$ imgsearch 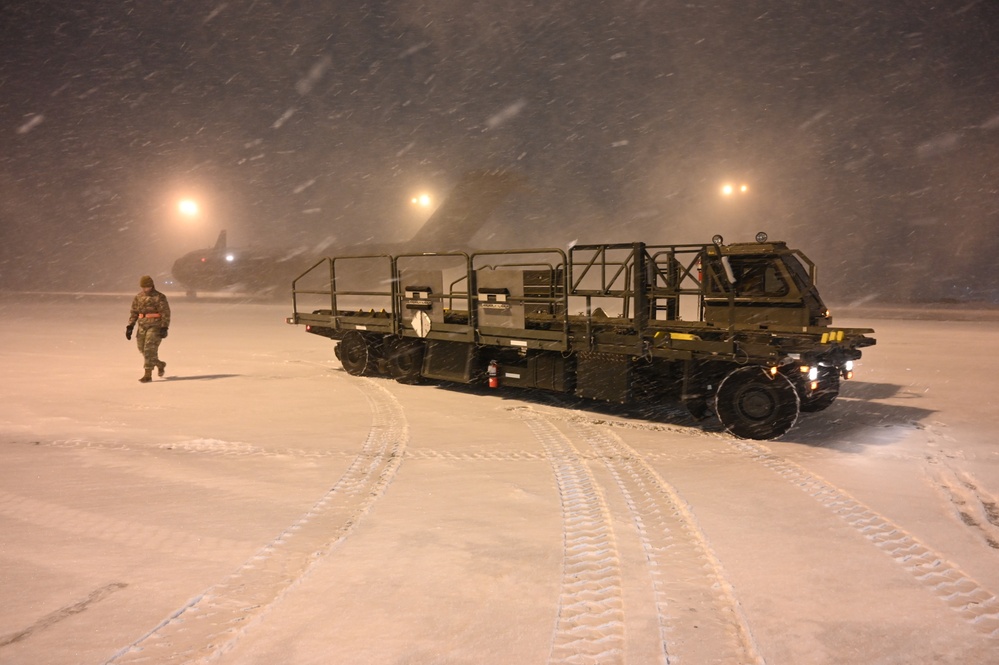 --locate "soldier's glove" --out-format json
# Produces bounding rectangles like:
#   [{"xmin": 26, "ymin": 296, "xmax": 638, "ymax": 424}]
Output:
[
  {"xmin": 125, "ymin": 324, "xmax": 134, "ymax": 340},
  {"xmin": 160, "ymin": 328, "xmax": 168, "ymax": 339}
]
